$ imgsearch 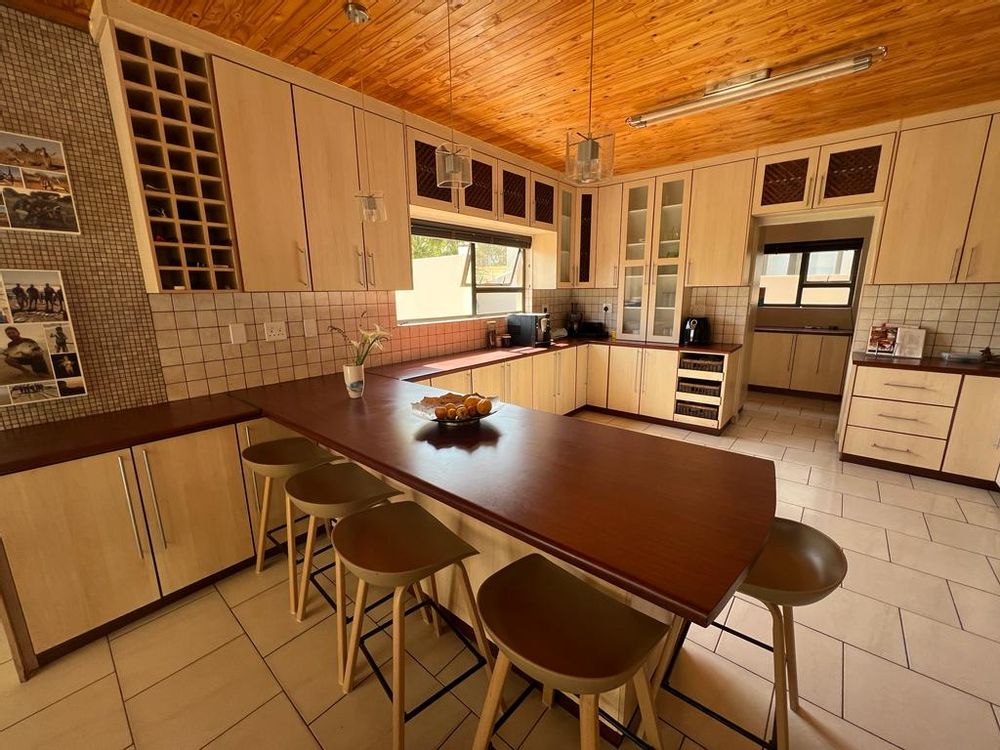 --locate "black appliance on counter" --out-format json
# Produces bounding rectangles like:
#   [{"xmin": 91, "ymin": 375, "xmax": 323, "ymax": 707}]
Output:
[
  {"xmin": 680, "ymin": 316, "xmax": 711, "ymax": 345},
  {"xmin": 575, "ymin": 320, "xmax": 609, "ymax": 339},
  {"xmin": 507, "ymin": 312, "xmax": 551, "ymax": 347}
]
